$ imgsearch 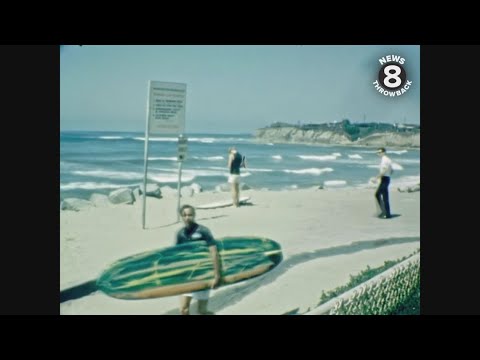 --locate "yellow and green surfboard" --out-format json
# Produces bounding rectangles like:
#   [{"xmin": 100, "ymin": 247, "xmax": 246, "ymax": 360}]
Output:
[{"xmin": 97, "ymin": 236, "xmax": 283, "ymax": 300}]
